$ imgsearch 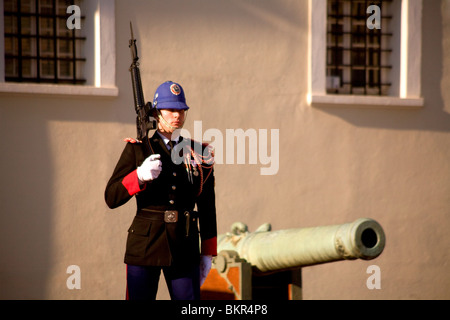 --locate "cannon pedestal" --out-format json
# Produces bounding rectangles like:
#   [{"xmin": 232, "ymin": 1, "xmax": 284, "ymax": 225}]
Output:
[{"xmin": 200, "ymin": 250, "xmax": 302, "ymax": 300}]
